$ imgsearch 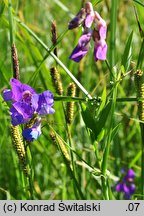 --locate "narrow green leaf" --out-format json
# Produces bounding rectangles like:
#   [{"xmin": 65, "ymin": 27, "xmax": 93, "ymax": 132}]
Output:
[
  {"xmin": 109, "ymin": 0, "xmax": 118, "ymax": 68},
  {"xmin": 111, "ymin": 123, "xmax": 121, "ymax": 140},
  {"xmin": 137, "ymin": 38, "xmax": 144, "ymax": 69},
  {"xmin": 97, "ymin": 101, "xmax": 112, "ymax": 132},
  {"xmin": 92, "ymin": 0, "xmax": 103, "ymax": 6},
  {"xmin": 0, "ymin": 0, "xmax": 5, "ymax": 16},
  {"xmin": 121, "ymin": 31, "xmax": 133, "ymax": 71},
  {"xmin": 97, "ymin": 86, "xmax": 107, "ymax": 116},
  {"xmin": 133, "ymin": 0, "xmax": 144, "ymax": 7},
  {"xmin": 81, "ymin": 102, "xmax": 98, "ymax": 136}
]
